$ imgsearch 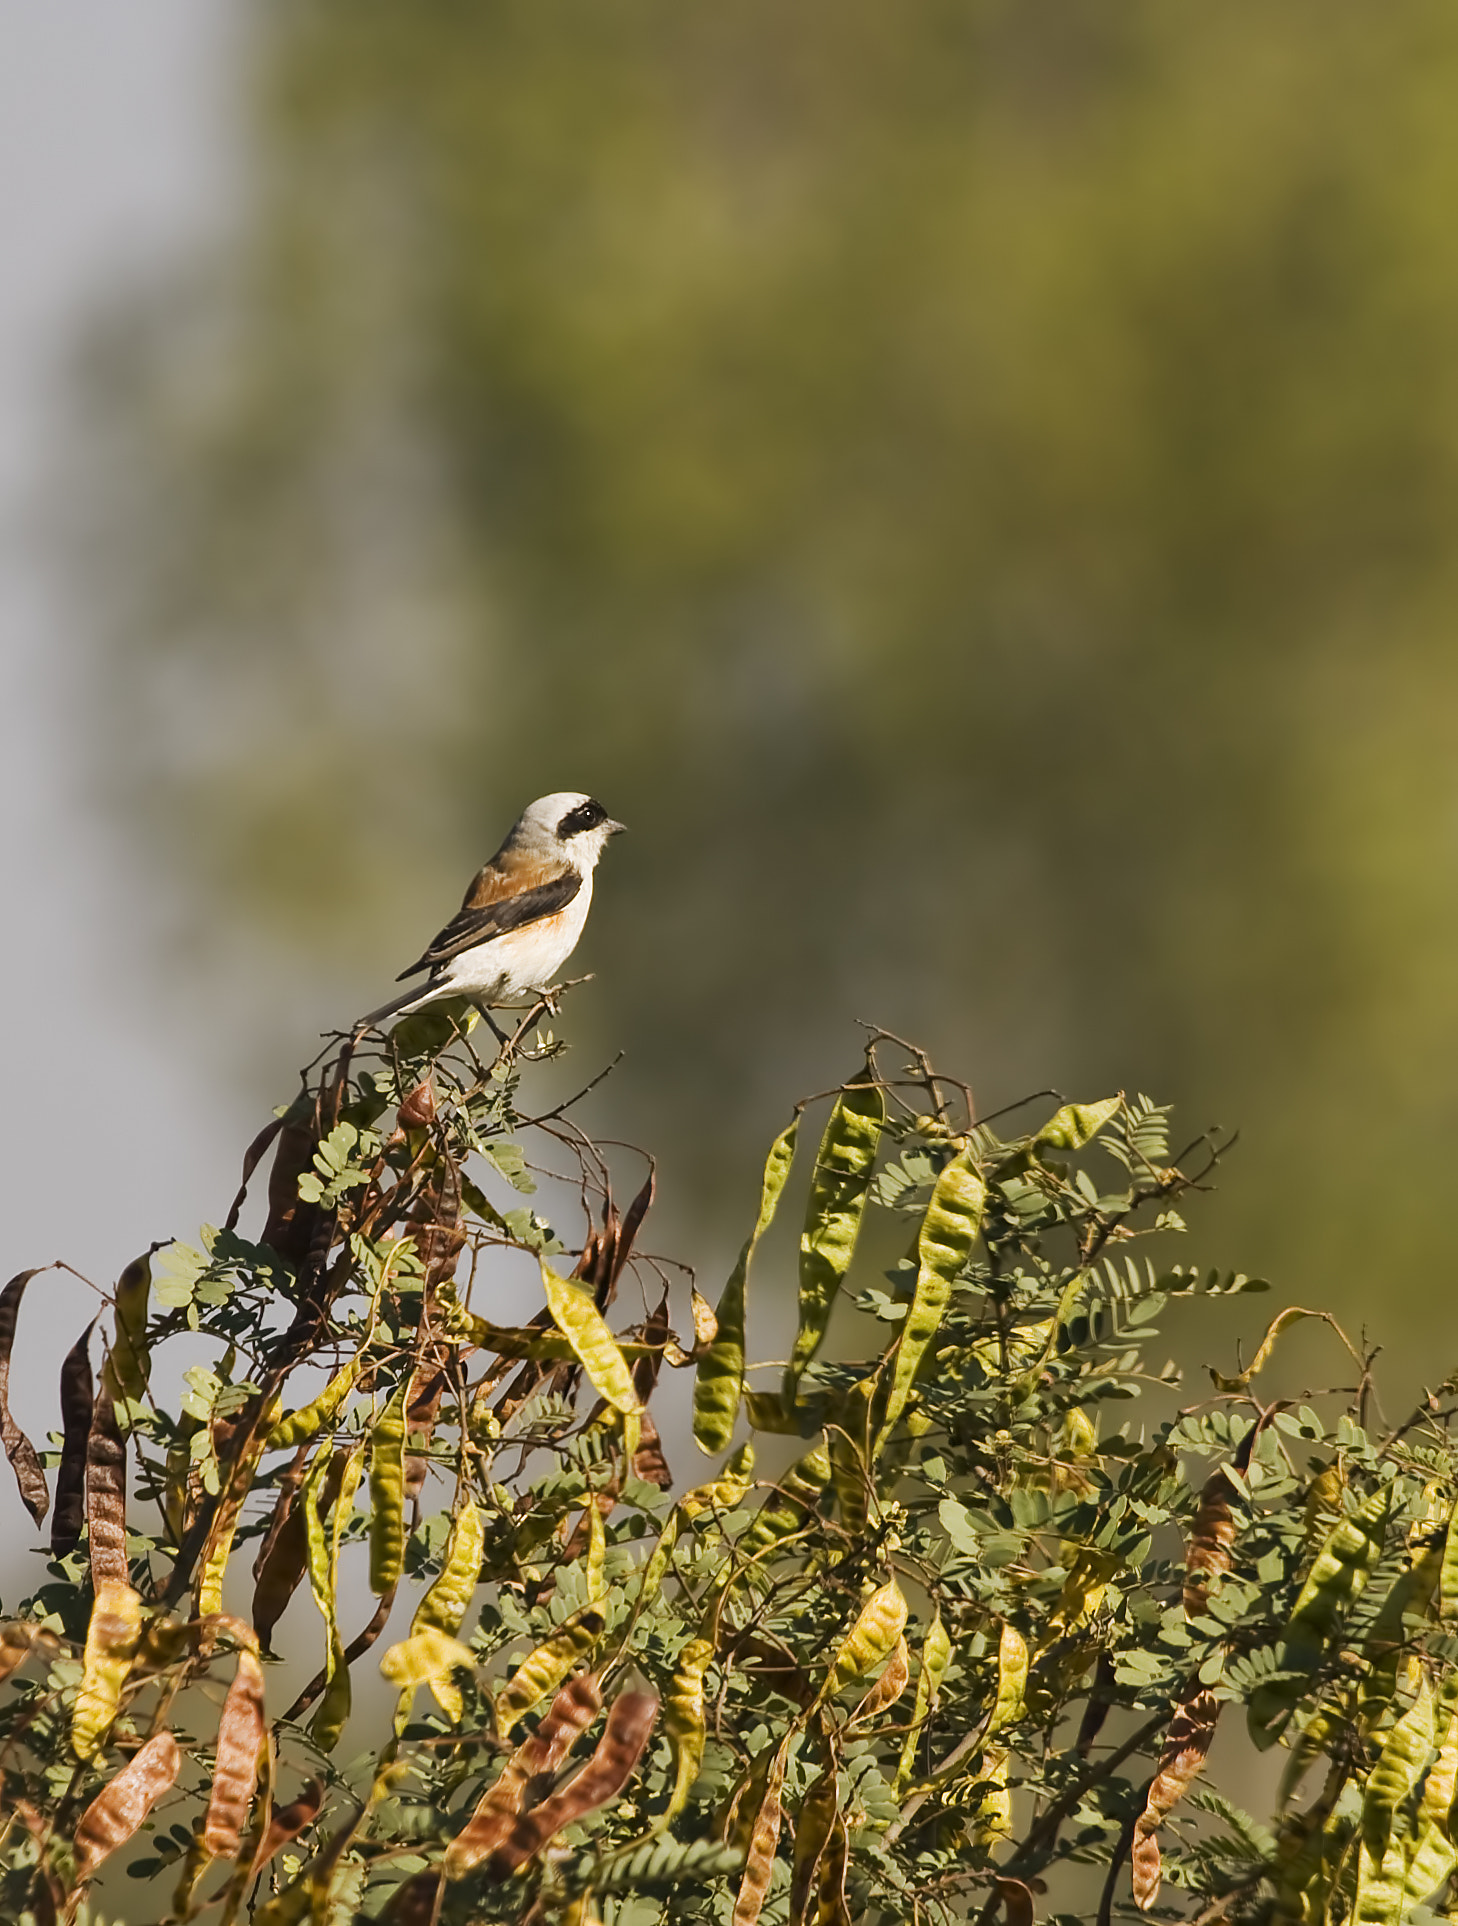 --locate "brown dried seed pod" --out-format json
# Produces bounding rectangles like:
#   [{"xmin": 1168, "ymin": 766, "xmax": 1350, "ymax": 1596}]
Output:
[
  {"xmin": 446, "ymin": 1672, "xmax": 603, "ymax": 1878},
  {"xmin": 1183, "ymin": 1468, "xmax": 1236, "ymax": 1614},
  {"xmin": 73, "ymin": 1729, "xmax": 181, "ymax": 1879},
  {"xmin": 52, "ymin": 1321, "xmax": 96, "ymax": 1555},
  {"xmin": 491, "ymin": 1690, "xmax": 658, "ymax": 1876},
  {"xmin": 203, "ymin": 1648, "xmax": 267, "ymax": 1860},
  {"xmin": 397, "ymin": 1079, "xmax": 437, "ymax": 1129},
  {"xmin": 1131, "ymin": 1687, "xmax": 1220, "ymax": 1911},
  {"xmin": 250, "ymin": 1778, "xmax": 324, "ymax": 1873},
  {"xmin": 0, "ymin": 1270, "xmax": 50, "ymax": 1526}
]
